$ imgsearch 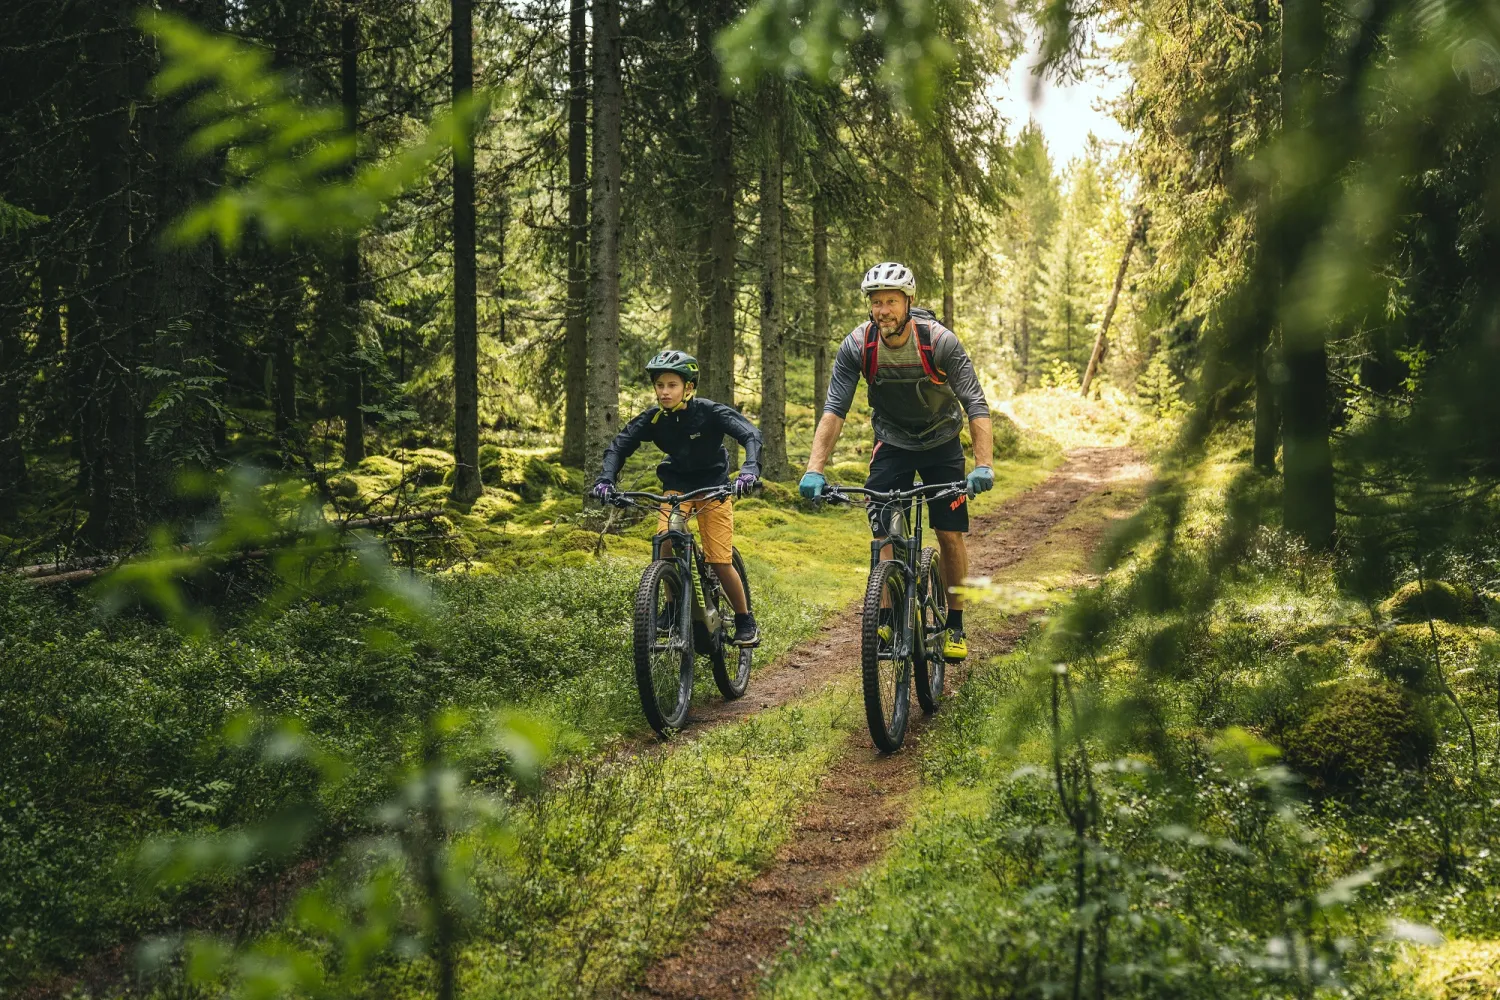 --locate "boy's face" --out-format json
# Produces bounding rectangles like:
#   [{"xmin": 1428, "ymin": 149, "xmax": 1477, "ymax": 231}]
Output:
[{"xmin": 653, "ymin": 372, "xmax": 689, "ymax": 408}]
